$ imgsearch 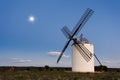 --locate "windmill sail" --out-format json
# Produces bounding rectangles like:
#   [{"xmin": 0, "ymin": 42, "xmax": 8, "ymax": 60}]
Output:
[
  {"xmin": 81, "ymin": 44, "xmax": 93, "ymax": 58},
  {"xmin": 61, "ymin": 26, "xmax": 72, "ymax": 39},
  {"xmin": 72, "ymin": 8, "xmax": 94, "ymax": 36},
  {"xmin": 74, "ymin": 44, "xmax": 91, "ymax": 62},
  {"xmin": 57, "ymin": 39, "xmax": 71, "ymax": 63},
  {"xmin": 57, "ymin": 8, "xmax": 94, "ymax": 63},
  {"xmin": 72, "ymin": 36, "xmax": 93, "ymax": 62}
]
